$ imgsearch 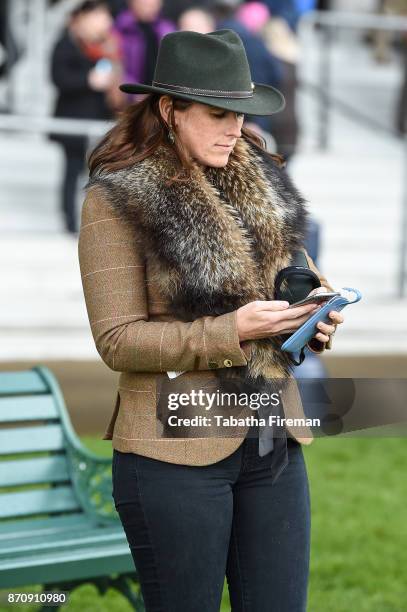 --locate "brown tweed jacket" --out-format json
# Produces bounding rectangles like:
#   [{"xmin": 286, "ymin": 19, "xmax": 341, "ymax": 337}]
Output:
[{"xmin": 78, "ymin": 141, "xmax": 333, "ymax": 466}]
